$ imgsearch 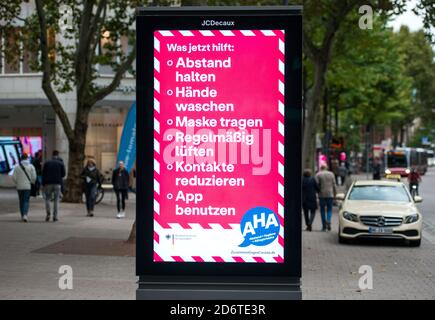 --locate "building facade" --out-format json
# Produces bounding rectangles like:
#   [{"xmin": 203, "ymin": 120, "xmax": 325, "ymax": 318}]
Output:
[{"xmin": 0, "ymin": 1, "xmax": 135, "ymax": 186}]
